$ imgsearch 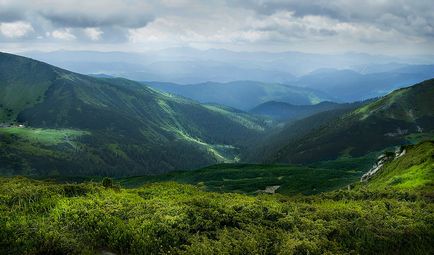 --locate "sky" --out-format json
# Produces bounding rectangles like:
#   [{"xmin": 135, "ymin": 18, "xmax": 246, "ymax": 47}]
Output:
[{"xmin": 0, "ymin": 0, "xmax": 433, "ymax": 55}]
